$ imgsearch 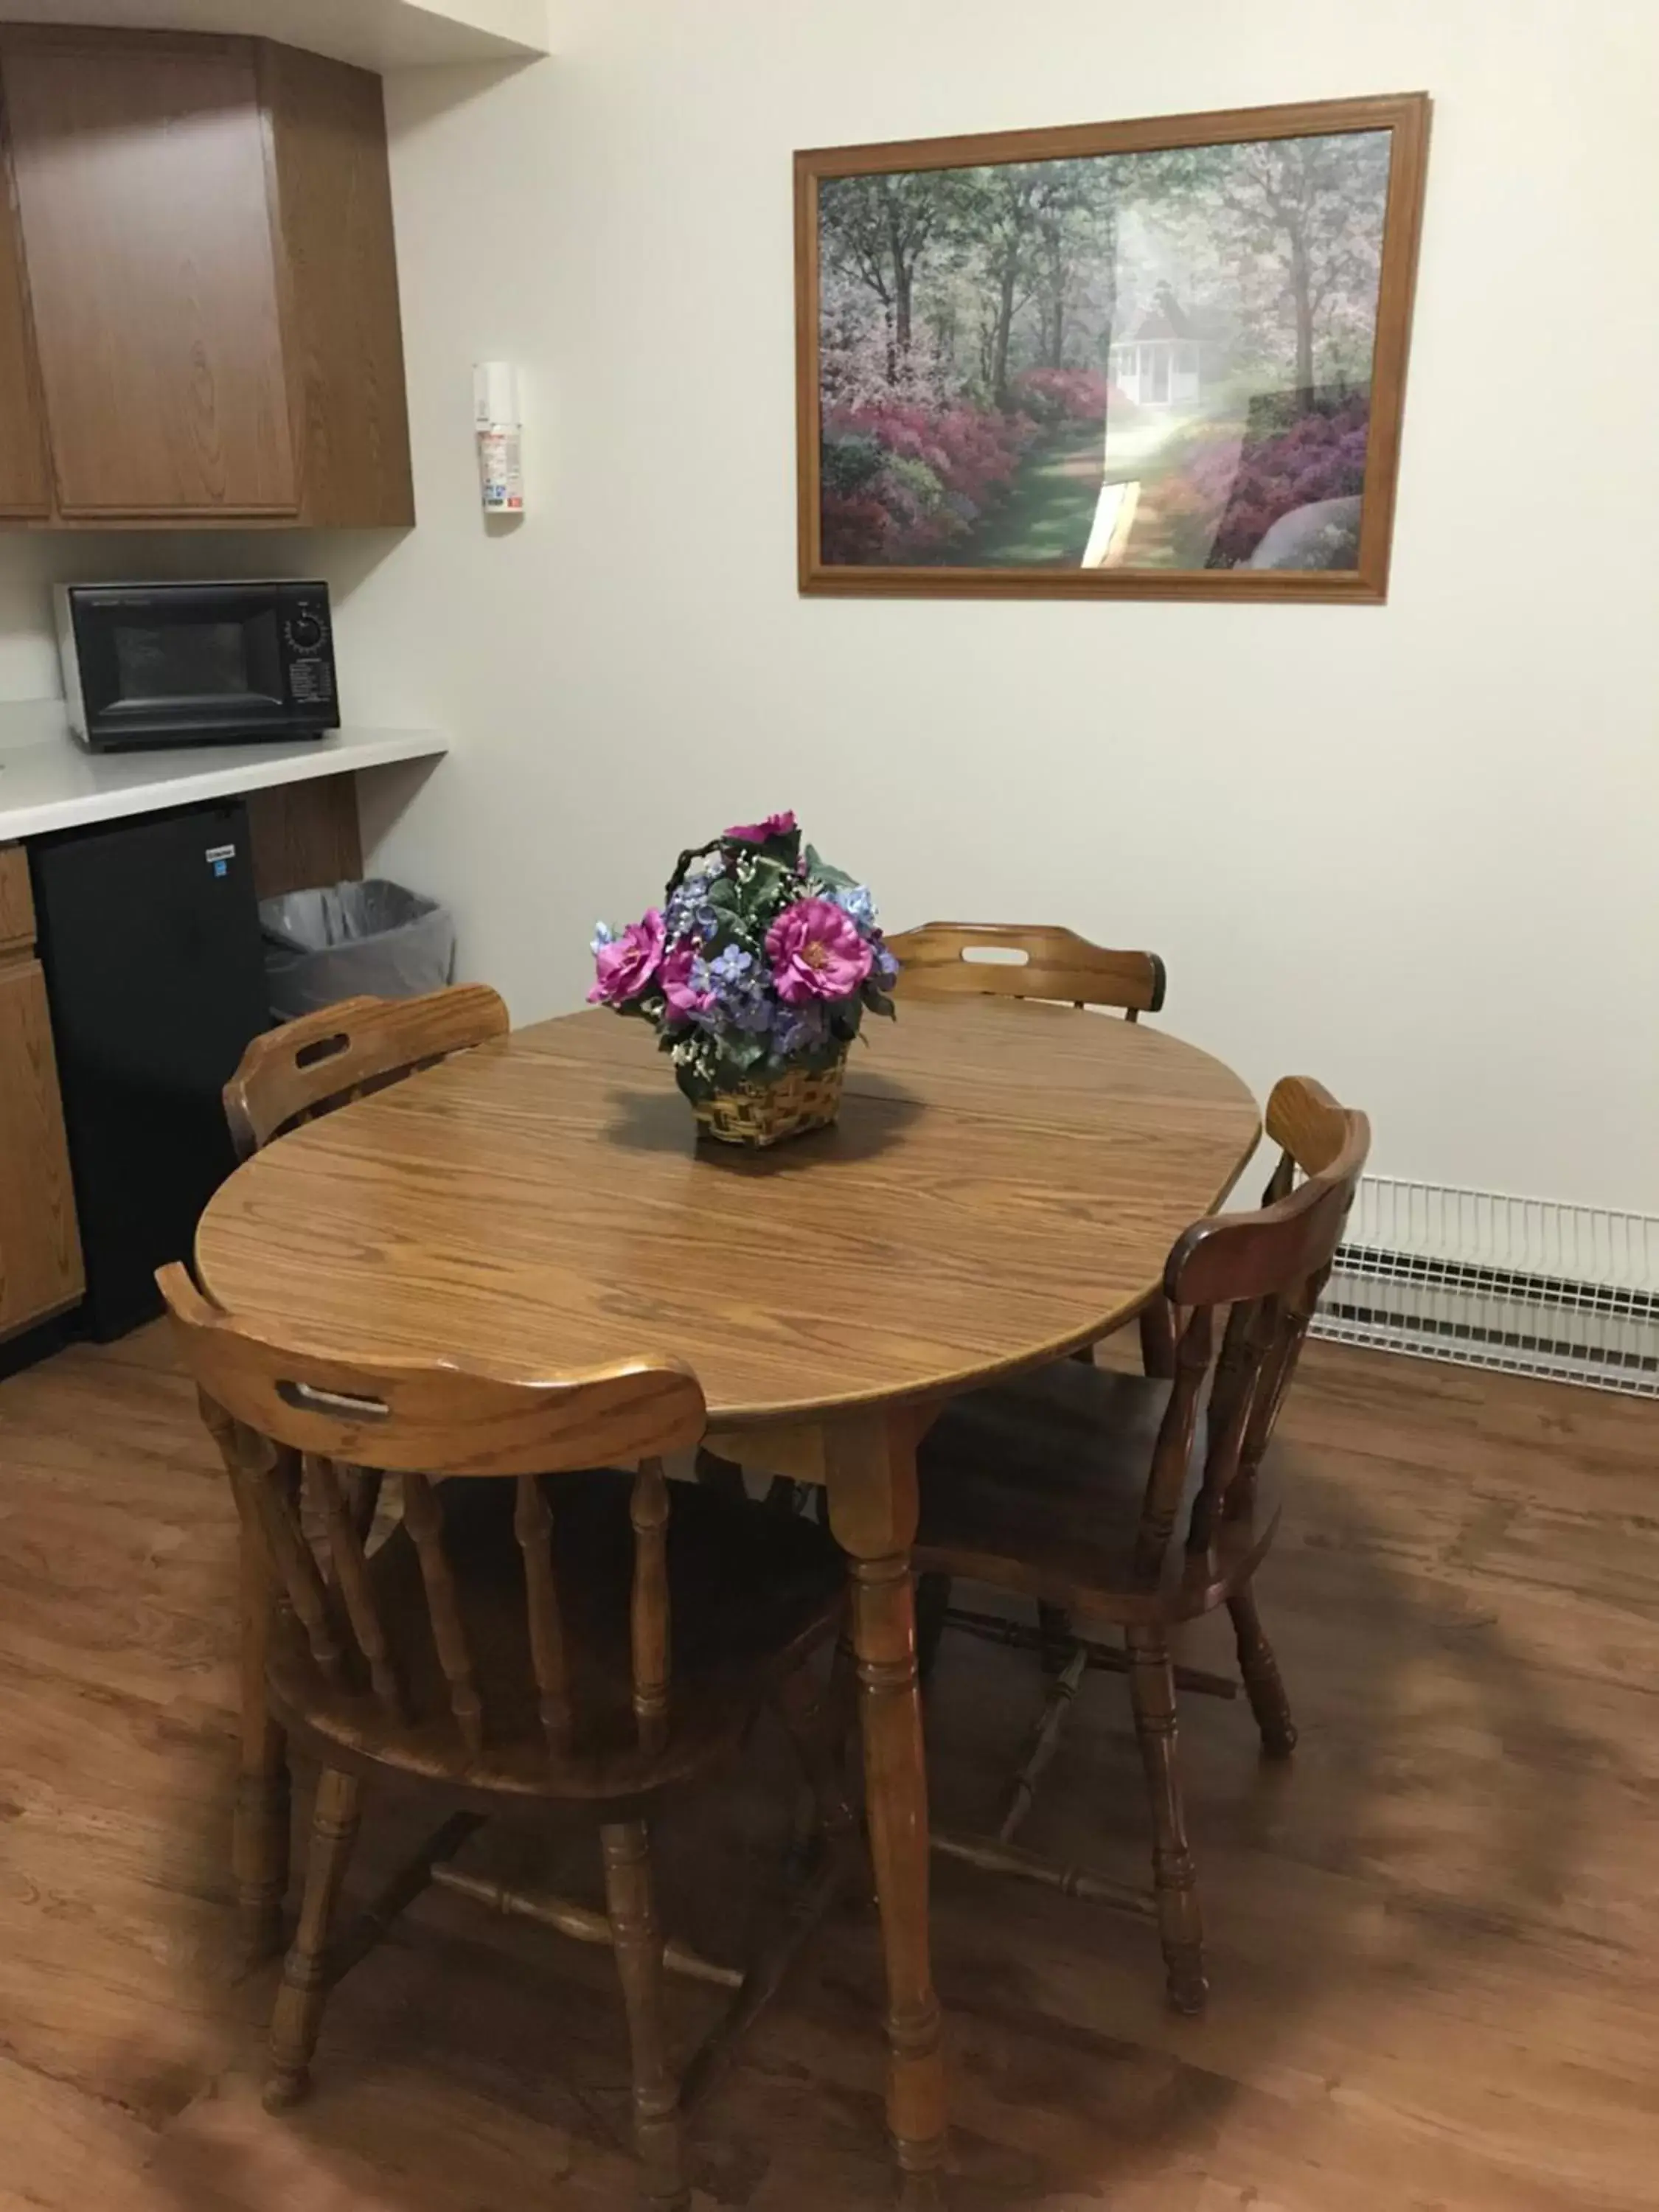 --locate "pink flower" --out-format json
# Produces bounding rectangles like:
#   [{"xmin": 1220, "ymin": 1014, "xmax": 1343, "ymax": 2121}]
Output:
[
  {"xmin": 725, "ymin": 810, "xmax": 797, "ymax": 844},
  {"xmin": 659, "ymin": 938, "xmax": 712, "ymax": 1016},
  {"xmin": 765, "ymin": 897, "xmax": 873, "ymax": 1005},
  {"xmin": 588, "ymin": 909, "xmax": 664, "ymax": 1004}
]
